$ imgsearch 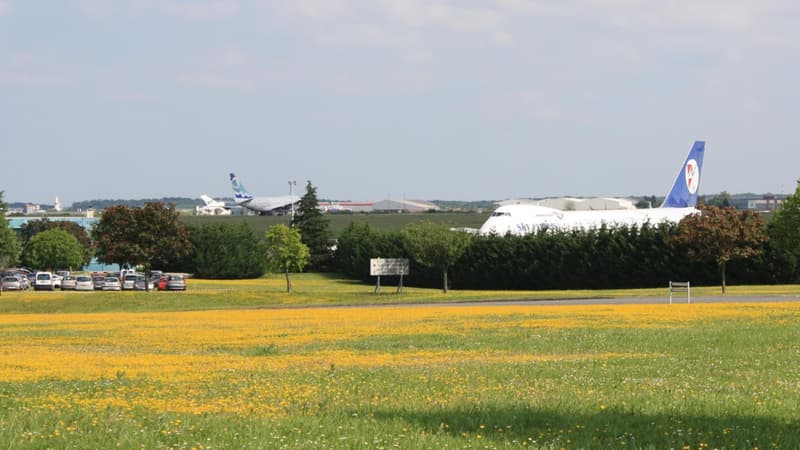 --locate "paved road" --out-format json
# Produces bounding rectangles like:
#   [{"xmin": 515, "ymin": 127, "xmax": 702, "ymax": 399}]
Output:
[{"xmin": 444, "ymin": 294, "xmax": 800, "ymax": 307}]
